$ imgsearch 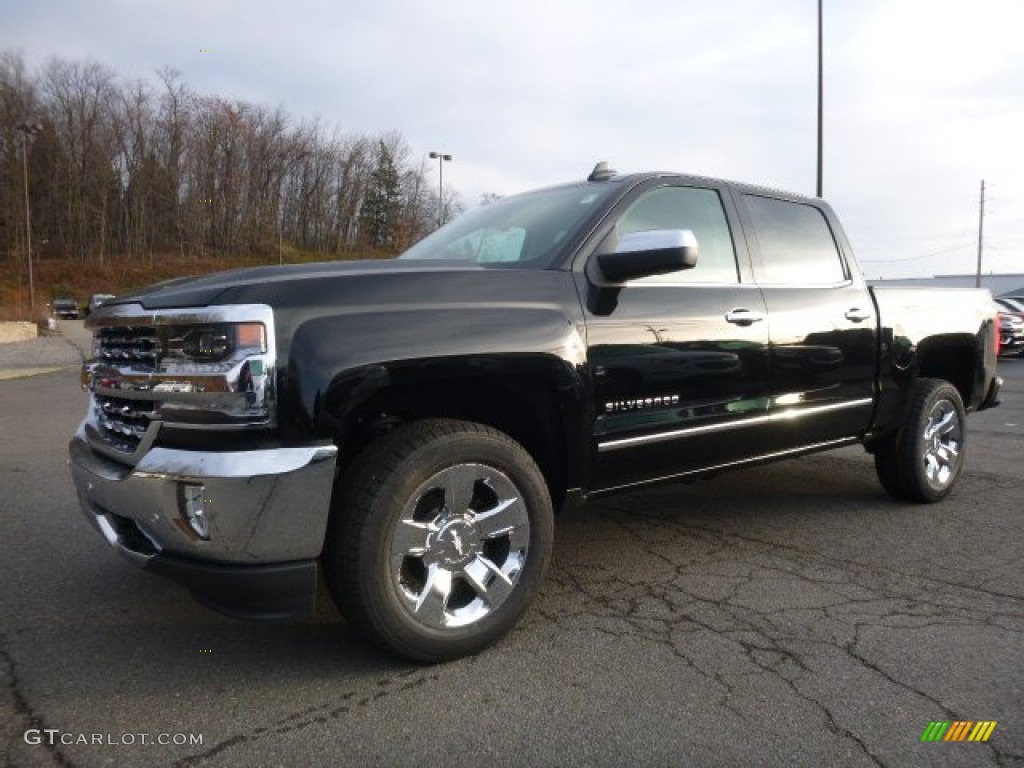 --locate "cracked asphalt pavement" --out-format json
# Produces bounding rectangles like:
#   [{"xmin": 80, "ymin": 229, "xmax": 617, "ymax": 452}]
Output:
[{"xmin": 1, "ymin": 347, "xmax": 1022, "ymax": 767}]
